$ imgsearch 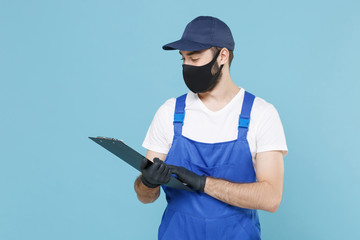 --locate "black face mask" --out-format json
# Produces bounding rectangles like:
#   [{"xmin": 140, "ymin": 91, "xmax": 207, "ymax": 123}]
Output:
[{"xmin": 182, "ymin": 50, "xmax": 224, "ymax": 93}]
